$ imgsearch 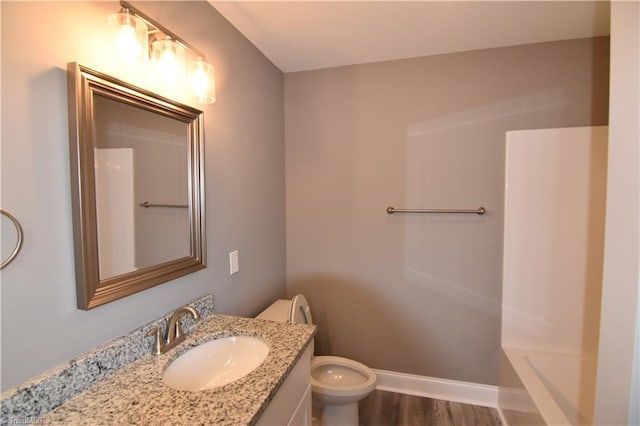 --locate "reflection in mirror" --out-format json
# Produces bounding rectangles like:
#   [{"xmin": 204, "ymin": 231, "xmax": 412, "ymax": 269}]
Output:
[
  {"xmin": 68, "ymin": 63, "xmax": 206, "ymax": 310},
  {"xmin": 93, "ymin": 95, "xmax": 190, "ymax": 279}
]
